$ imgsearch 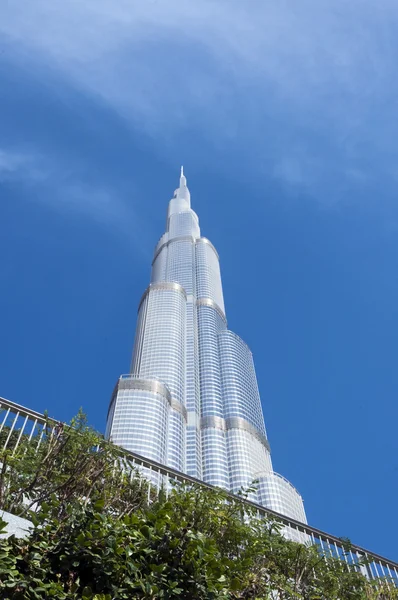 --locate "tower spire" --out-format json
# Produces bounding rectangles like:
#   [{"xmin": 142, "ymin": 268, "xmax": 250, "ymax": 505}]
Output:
[
  {"xmin": 180, "ymin": 165, "xmax": 187, "ymax": 187},
  {"xmin": 169, "ymin": 165, "xmax": 191, "ymax": 214}
]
